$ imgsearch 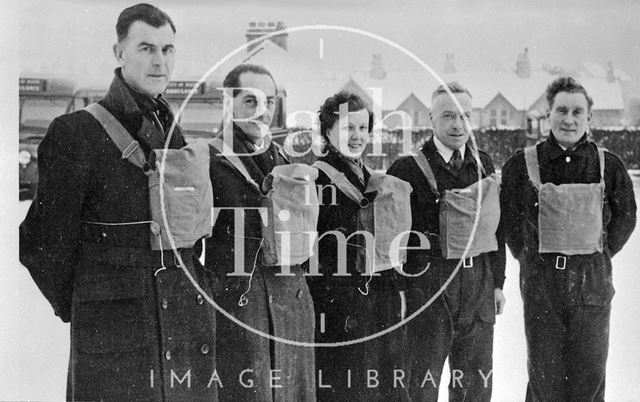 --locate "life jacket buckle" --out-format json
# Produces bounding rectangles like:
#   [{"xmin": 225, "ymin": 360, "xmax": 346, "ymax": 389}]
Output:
[
  {"xmin": 555, "ymin": 256, "xmax": 567, "ymax": 270},
  {"xmin": 463, "ymin": 256, "xmax": 473, "ymax": 268}
]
